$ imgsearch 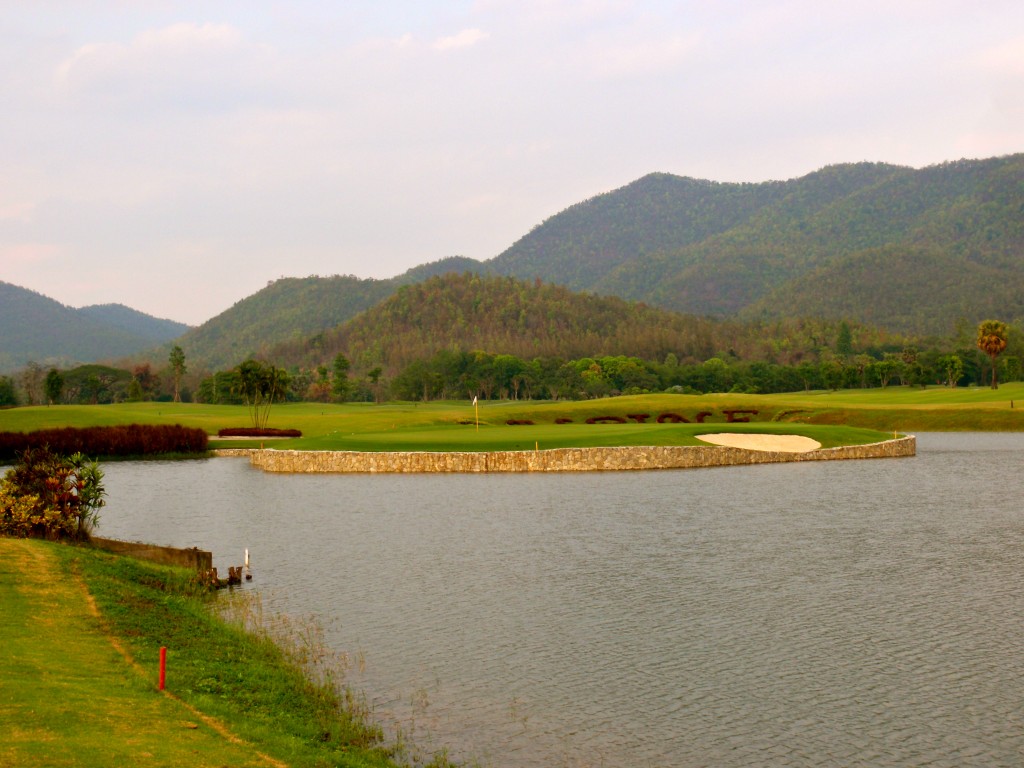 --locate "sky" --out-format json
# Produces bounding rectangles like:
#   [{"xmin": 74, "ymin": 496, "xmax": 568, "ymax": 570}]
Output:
[{"xmin": 2, "ymin": 1, "xmax": 1023, "ymax": 326}]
